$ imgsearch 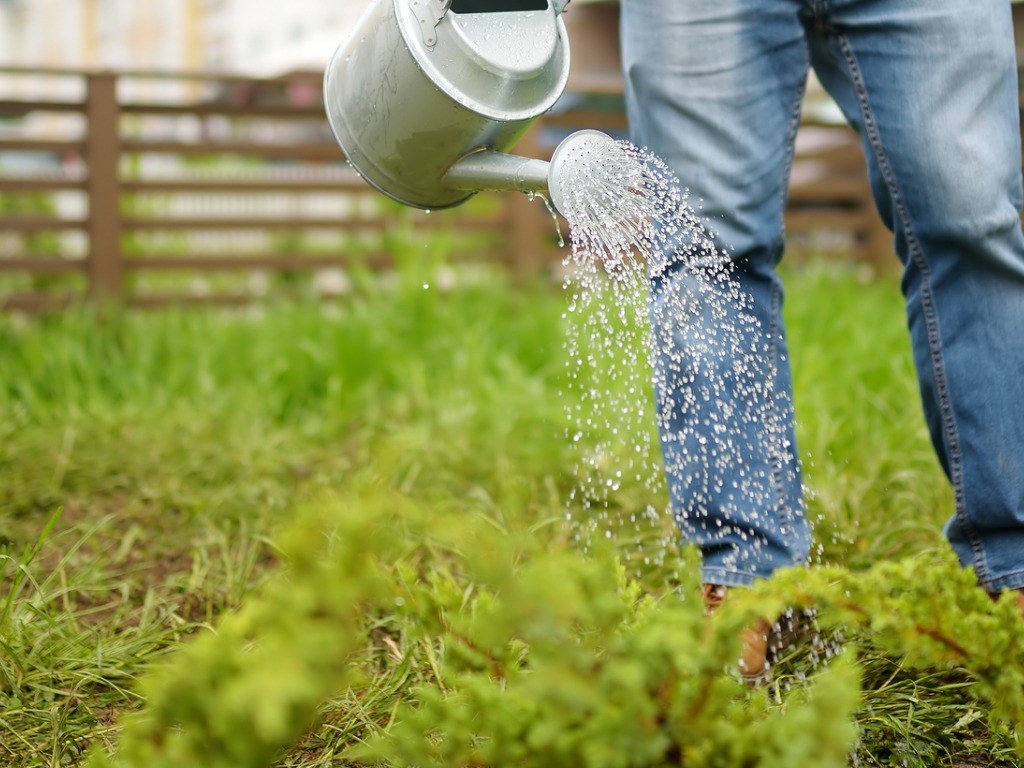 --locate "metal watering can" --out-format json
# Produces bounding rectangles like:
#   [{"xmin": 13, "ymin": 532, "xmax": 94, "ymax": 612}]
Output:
[{"xmin": 323, "ymin": 0, "xmax": 615, "ymax": 216}]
